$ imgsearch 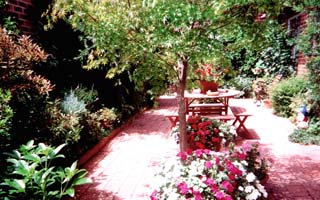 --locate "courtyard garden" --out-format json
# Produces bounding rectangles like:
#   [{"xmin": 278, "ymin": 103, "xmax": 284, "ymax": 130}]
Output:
[{"xmin": 0, "ymin": 0, "xmax": 320, "ymax": 199}]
